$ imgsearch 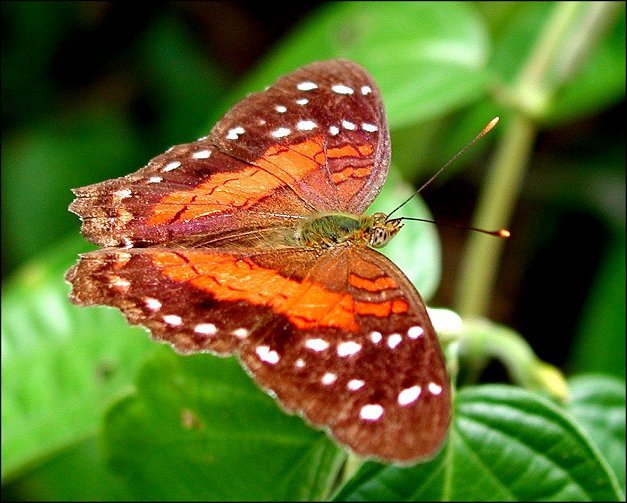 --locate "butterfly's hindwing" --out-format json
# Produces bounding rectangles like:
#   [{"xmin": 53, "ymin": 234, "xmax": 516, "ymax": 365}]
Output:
[{"xmin": 67, "ymin": 244, "xmax": 450, "ymax": 461}]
